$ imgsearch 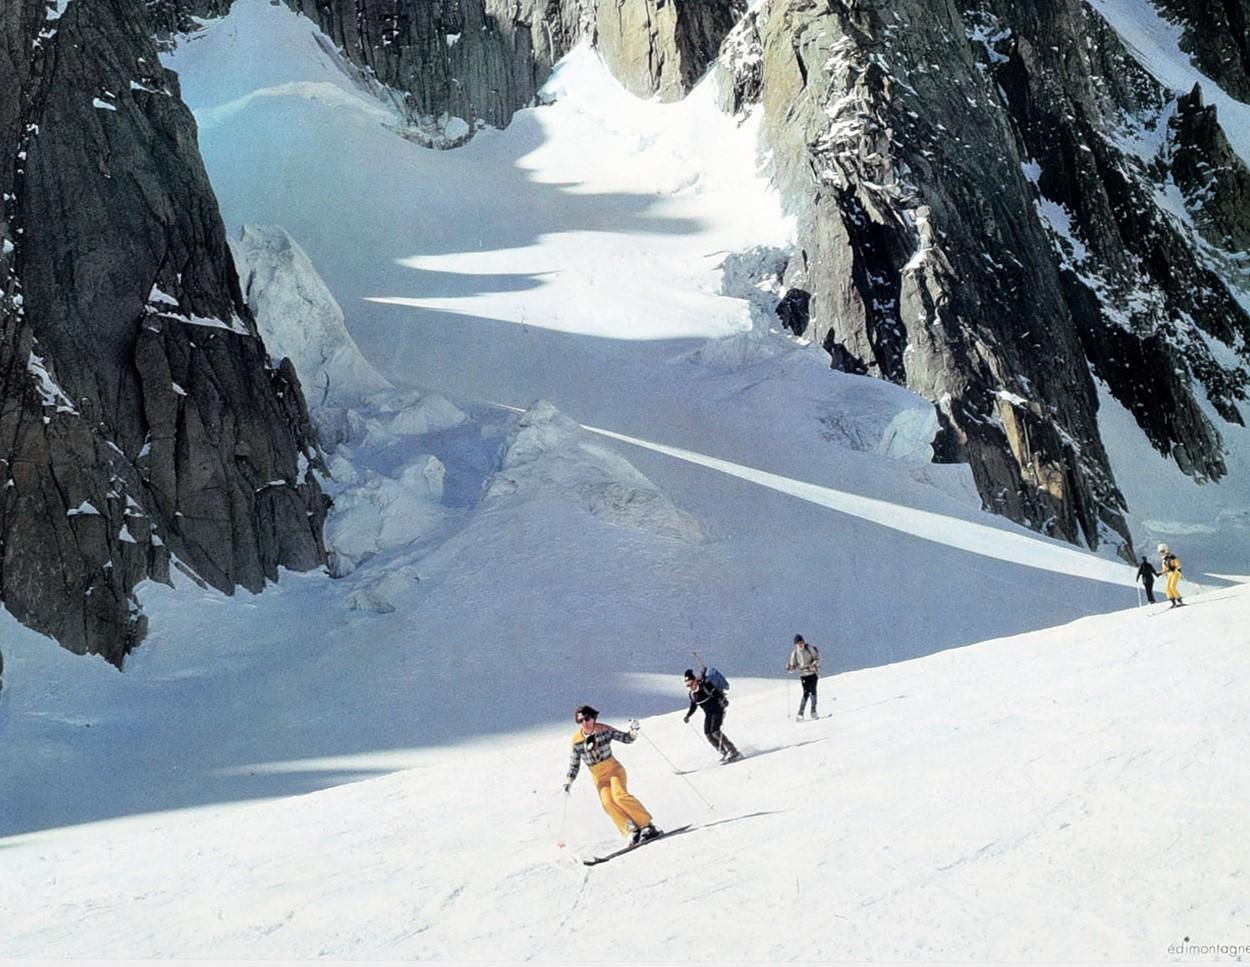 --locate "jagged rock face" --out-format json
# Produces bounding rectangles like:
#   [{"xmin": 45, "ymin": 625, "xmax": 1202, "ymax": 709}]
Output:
[
  {"xmin": 719, "ymin": 0, "xmax": 1132, "ymax": 552},
  {"xmin": 1170, "ymin": 84, "xmax": 1250, "ymax": 255},
  {"xmin": 145, "ymin": 0, "xmax": 234, "ymax": 36},
  {"xmin": 718, "ymin": 0, "xmax": 1250, "ymax": 556},
  {"xmin": 267, "ymin": 0, "xmax": 742, "ymax": 139},
  {"xmin": 0, "ymin": 0, "xmax": 328, "ymax": 665},
  {"xmin": 274, "ymin": 0, "xmax": 582, "ymax": 139},
  {"xmin": 1154, "ymin": 0, "xmax": 1250, "ymax": 101},
  {"xmin": 594, "ymin": 0, "xmax": 744, "ymax": 100},
  {"xmin": 982, "ymin": 0, "xmax": 1250, "ymax": 466}
]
